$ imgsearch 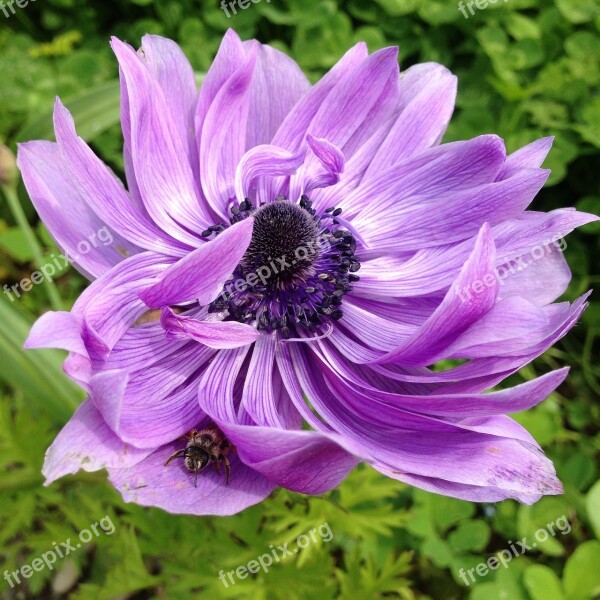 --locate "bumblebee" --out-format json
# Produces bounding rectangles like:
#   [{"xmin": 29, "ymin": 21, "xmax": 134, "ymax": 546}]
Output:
[{"xmin": 164, "ymin": 425, "xmax": 232, "ymax": 486}]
